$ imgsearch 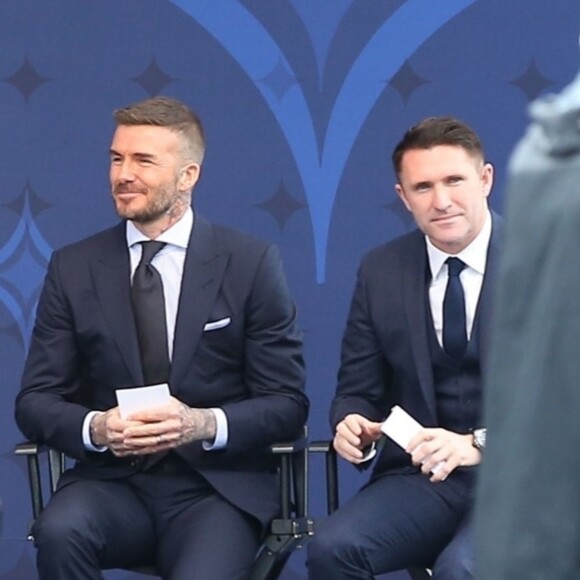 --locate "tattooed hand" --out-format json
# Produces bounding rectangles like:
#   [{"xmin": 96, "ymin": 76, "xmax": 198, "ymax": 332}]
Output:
[{"xmin": 94, "ymin": 397, "xmax": 217, "ymax": 456}]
